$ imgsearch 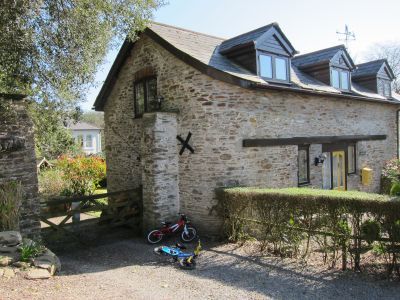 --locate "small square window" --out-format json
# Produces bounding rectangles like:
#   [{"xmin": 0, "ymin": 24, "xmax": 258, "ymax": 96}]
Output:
[
  {"xmin": 275, "ymin": 57, "xmax": 287, "ymax": 81},
  {"xmin": 260, "ymin": 55, "xmax": 273, "ymax": 78},
  {"xmin": 134, "ymin": 77, "xmax": 157, "ymax": 118},
  {"xmin": 331, "ymin": 69, "xmax": 340, "ymax": 89}
]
